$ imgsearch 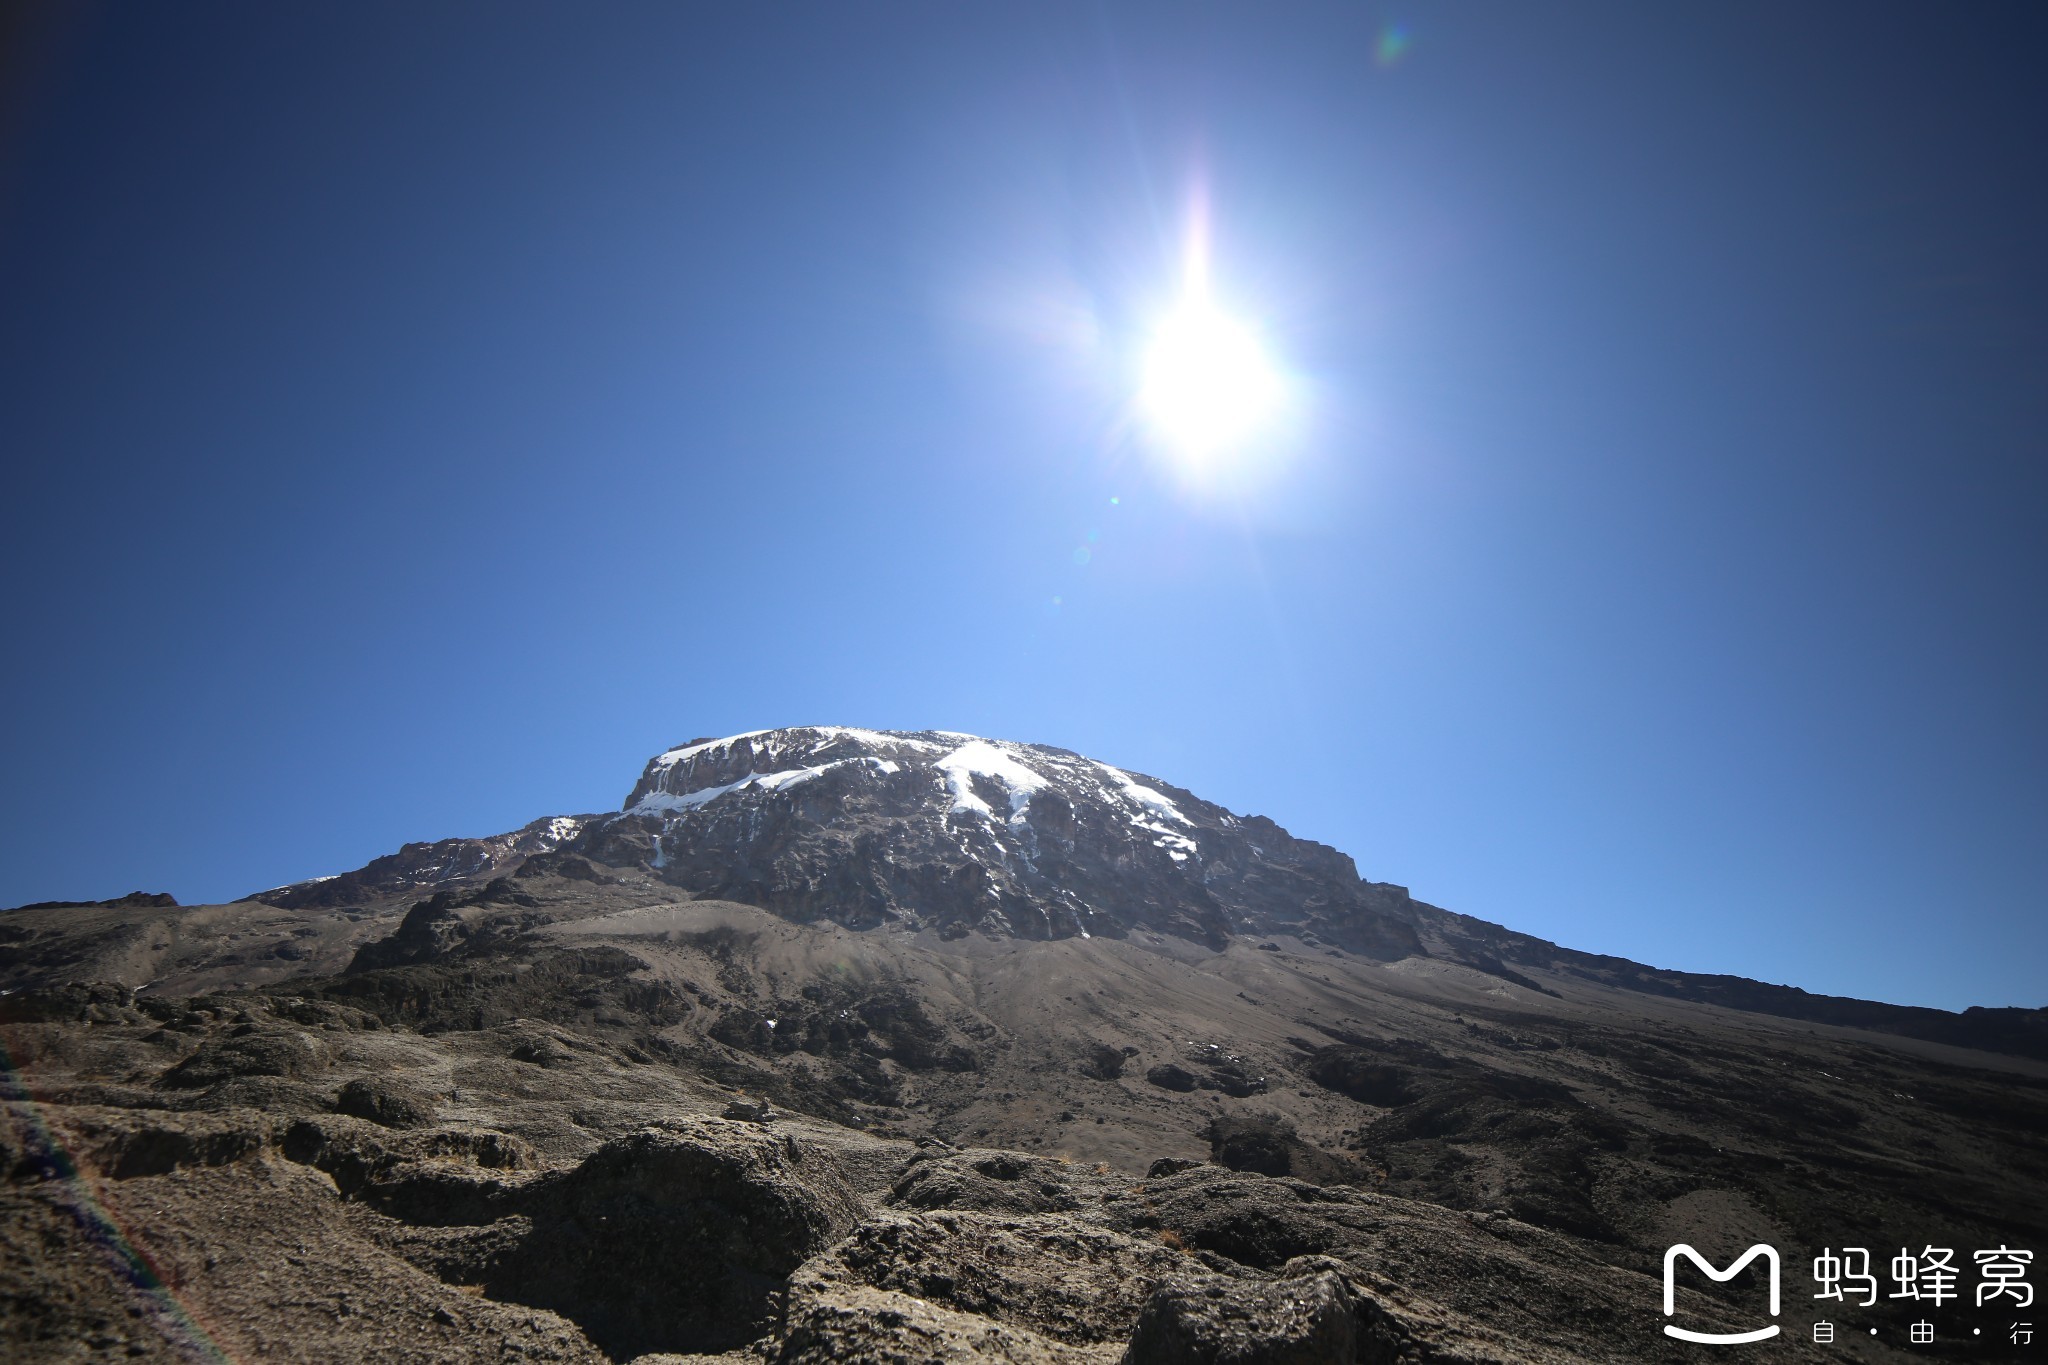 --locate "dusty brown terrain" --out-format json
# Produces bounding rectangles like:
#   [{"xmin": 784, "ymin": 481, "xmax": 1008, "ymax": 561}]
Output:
[
  {"xmin": 5, "ymin": 883, "xmax": 2043, "ymax": 1362},
  {"xmin": 3, "ymin": 730, "xmax": 2043, "ymax": 1361}
]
